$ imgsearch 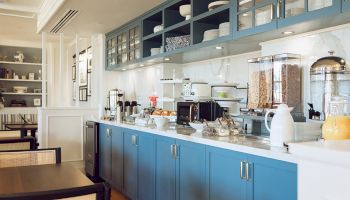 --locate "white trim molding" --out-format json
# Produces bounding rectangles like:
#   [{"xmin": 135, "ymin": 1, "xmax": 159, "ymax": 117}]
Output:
[{"xmin": 37, "ymin": 0, "xmax": 66, "ymax": 33}]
